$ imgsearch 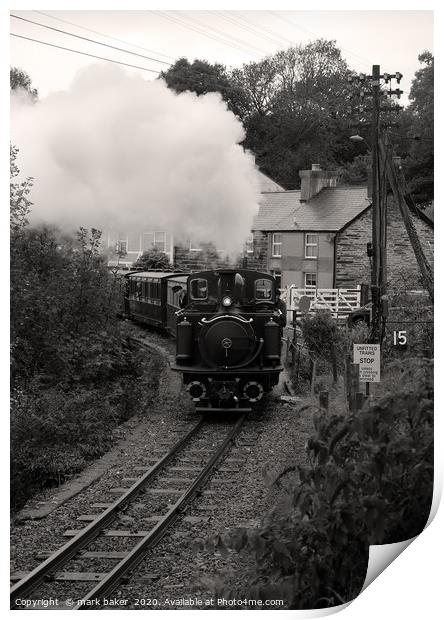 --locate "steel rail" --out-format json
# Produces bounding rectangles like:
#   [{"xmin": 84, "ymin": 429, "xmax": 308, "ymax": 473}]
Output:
[
  {"xmin": 10, "ymin": 418, "xmax": 204, "ymax": 608},
  {"xmin": 75, "ymin": 413, "xmax": 246, "ymax": 608}
]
